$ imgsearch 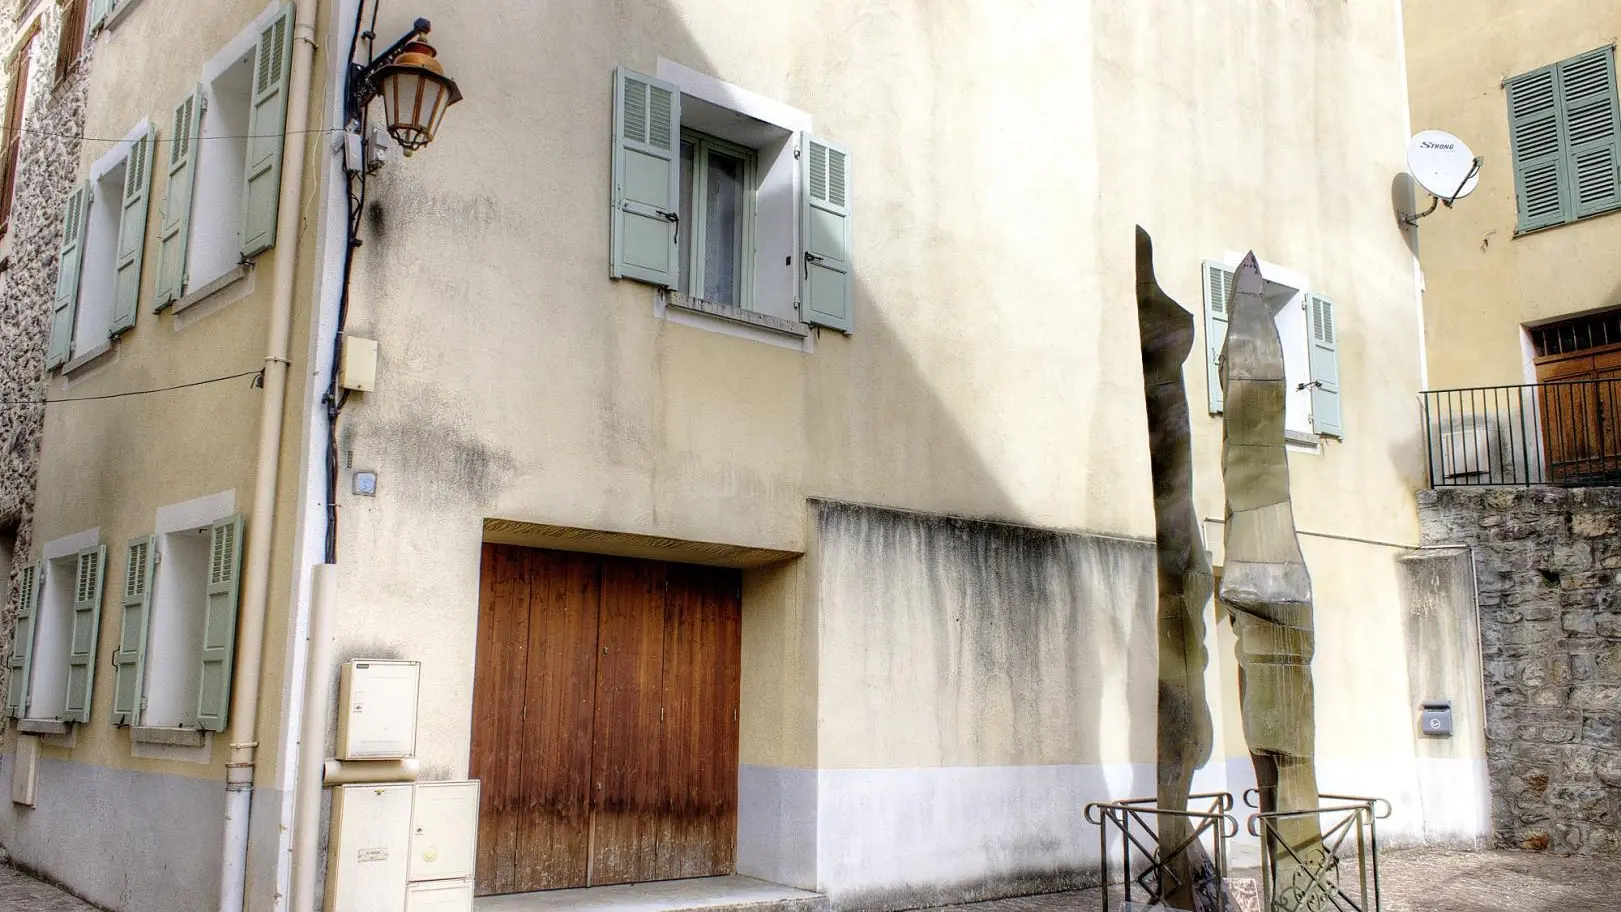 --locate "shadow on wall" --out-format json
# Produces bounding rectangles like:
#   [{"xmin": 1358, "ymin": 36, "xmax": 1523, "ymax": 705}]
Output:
[{"xmin": 348, "ymin": 0, "xmax": 1165, "ymax": 904}]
